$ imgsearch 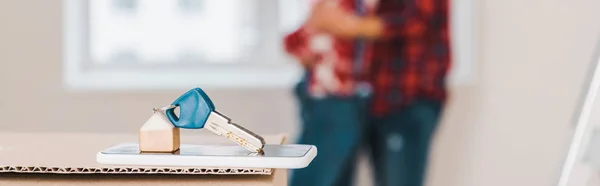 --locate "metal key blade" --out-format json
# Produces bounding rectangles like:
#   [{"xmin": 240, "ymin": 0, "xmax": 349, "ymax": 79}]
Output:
[
  {"xmin": 204, "ymin": 111, "xmax": 266, "ymax": 154},
  {"xmin": 227, "ymin": 122, "xmax": 266, "ymax": 152}
]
